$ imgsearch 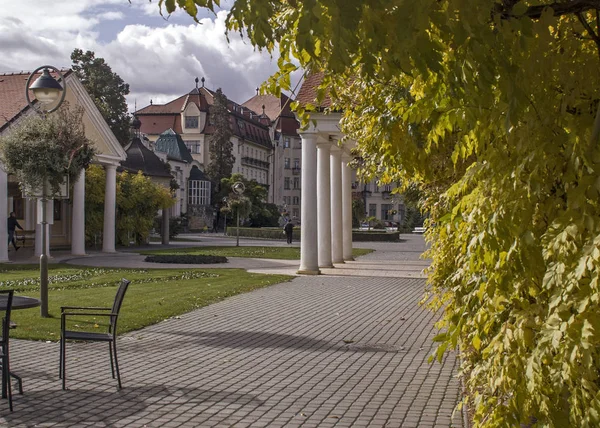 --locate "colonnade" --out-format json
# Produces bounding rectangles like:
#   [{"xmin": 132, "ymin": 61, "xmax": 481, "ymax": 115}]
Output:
[
  {"xmin": 297, "ymin": 132, "xmax": 353, "ymax": 274},
  {"xmin": 0, "ymin": 162, "xmax": 119, "ymax": 262}
]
